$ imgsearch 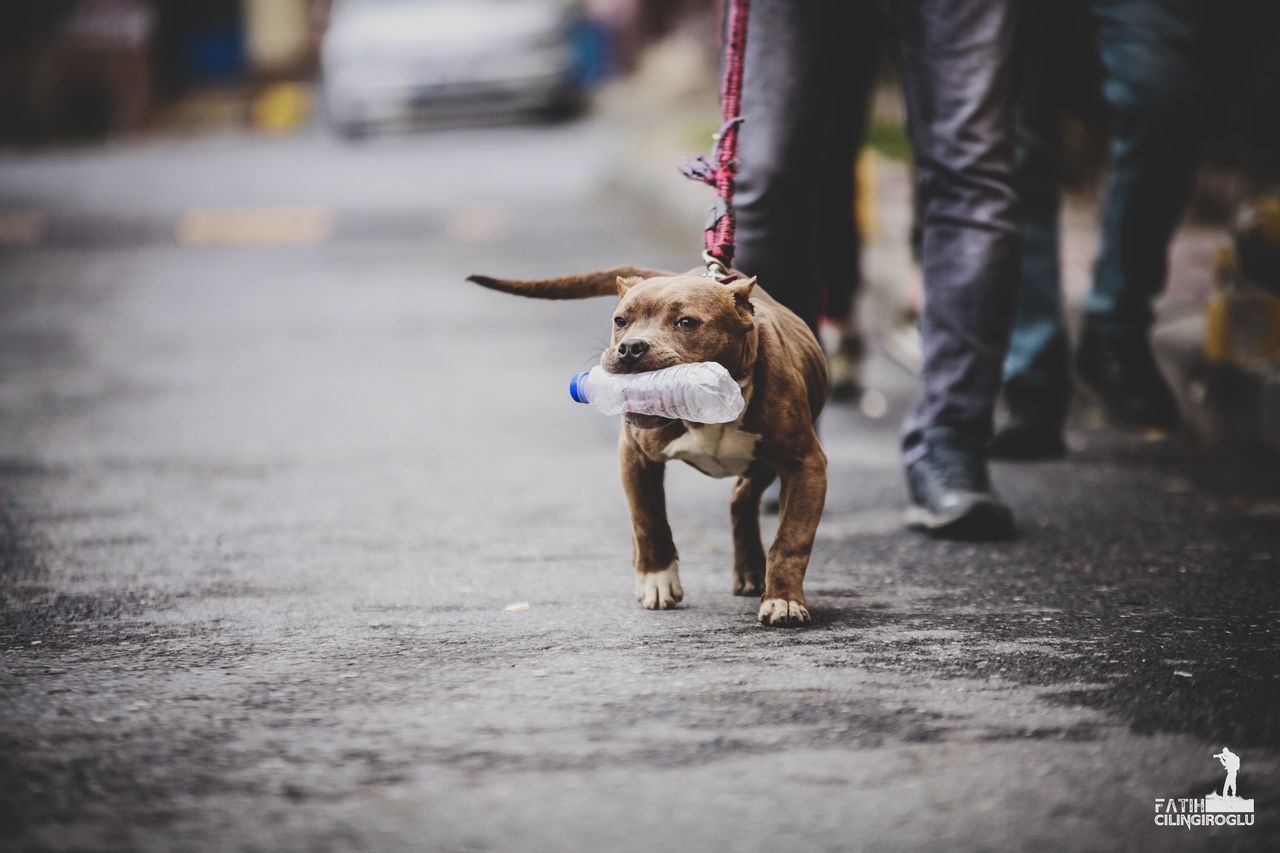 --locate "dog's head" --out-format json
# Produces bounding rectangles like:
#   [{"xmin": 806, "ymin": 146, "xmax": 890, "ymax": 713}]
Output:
[
  {"xmin": 602, "ymin": 274, "xmax": 757, "ymax": 375},
  {"xmin": 602, "ymin": 274, "xmax": 757, "ymax": 427}
]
